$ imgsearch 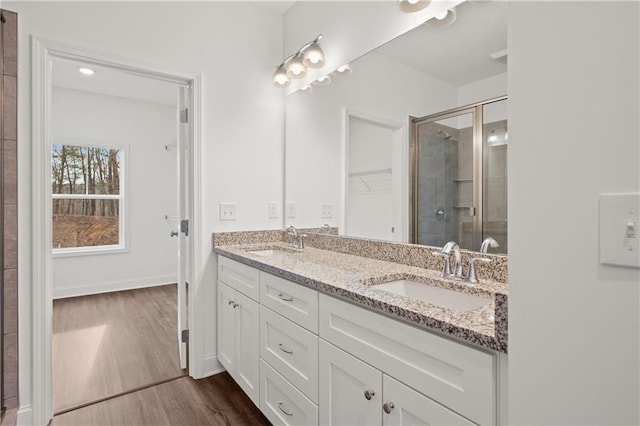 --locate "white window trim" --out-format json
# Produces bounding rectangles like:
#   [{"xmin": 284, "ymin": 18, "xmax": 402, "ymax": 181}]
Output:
[{"xmin": 51, "ymin": 139, "xmax": 129, "ymax": 257}]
